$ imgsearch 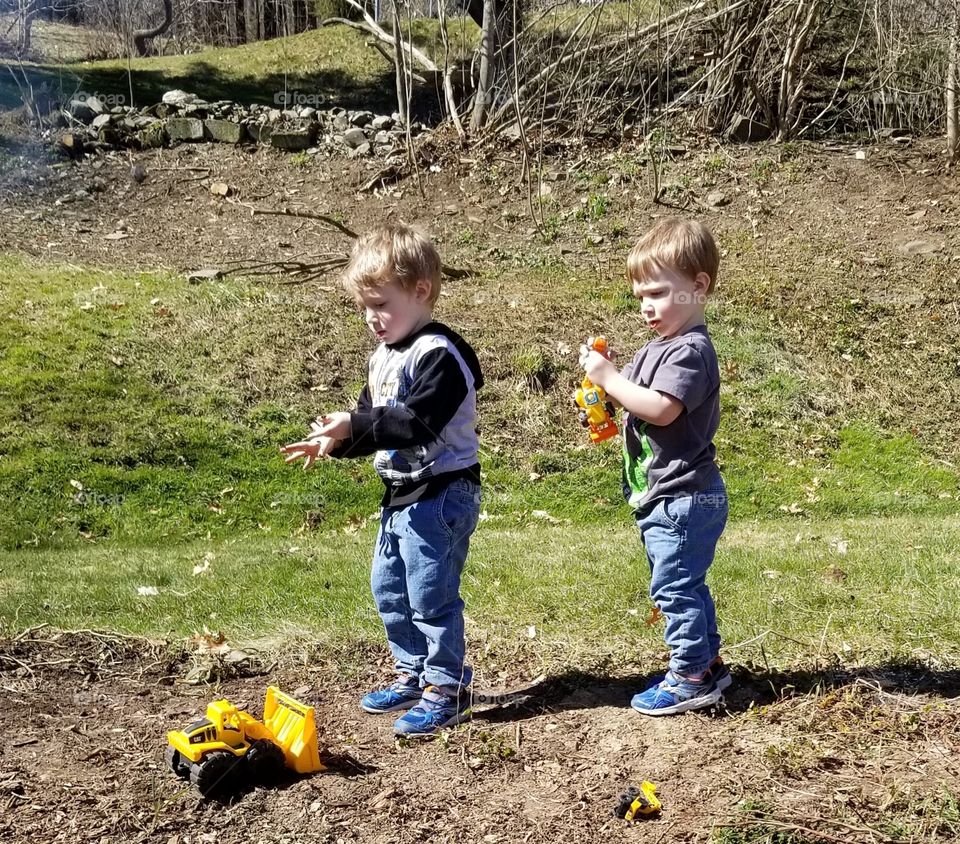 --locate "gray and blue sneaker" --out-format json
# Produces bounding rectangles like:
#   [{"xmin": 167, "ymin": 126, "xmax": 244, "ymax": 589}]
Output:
[
  {"xmin": 631, "ymin": 670, "xmax": 721, "ymax": 716},
  {"xmin": 710, "ymin": 658, "xmax": 733, "ymax": 692},
  {"xmin": 393, "ymin": 685, "xmax": 472, "ymax": 736},
  {"xmin": 647, "ymin": 657, "xmax": 733, "ymax": 694},
  {"xmin": 360, "ymin": 675, "xmax": 422, "ymax": 714}
]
